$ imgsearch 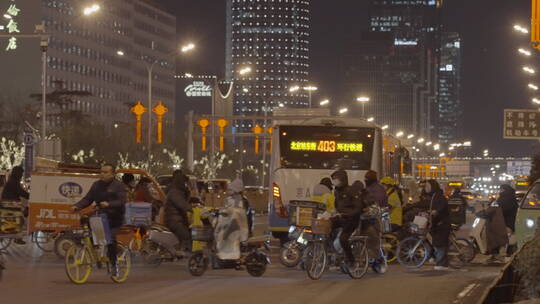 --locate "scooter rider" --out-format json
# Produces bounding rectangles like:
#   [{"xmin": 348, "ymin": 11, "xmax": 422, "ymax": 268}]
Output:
[
  {"xmin": 72, "ymin": 164, "xmax": 127, "ymax": 276},
  {"xmin": 330, "ymin": 170, "xmax": 365, "ymax": 266},
  {"xmin": 164, "ymin": 171, "xmax": 193, "ymax": 253}
]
